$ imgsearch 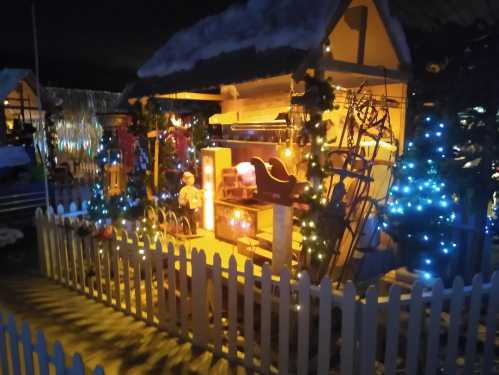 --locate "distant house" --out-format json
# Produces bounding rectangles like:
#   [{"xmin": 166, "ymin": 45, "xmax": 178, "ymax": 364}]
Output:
[
  {"xmin": 0, "ymin": 68, "xmax": 120, "ymax": 173},
  {"xmin": 0, "ymin": 69, "xmax": 43, "ymax": 145}
]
